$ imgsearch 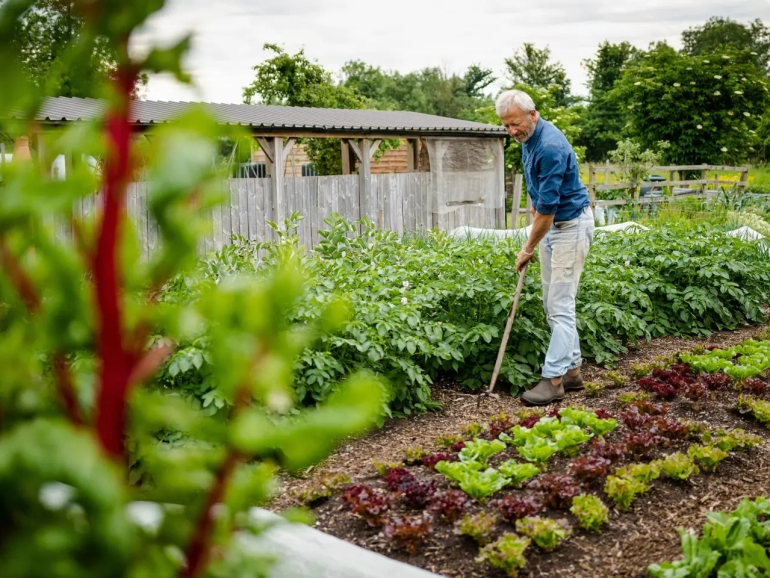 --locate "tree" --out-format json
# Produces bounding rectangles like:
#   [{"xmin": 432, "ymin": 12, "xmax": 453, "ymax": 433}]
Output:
[
  {"xmin": 504, "ymin": 43, "xmax": 573, "ymax": 107},
  {"xmin": 5, "ymin": 0, "xmax": 146, "ymax": 97},
  {"xmin": 339, "ymin": 61, "xmax": 495, "ymax": 121},
  {"xmin": 682, "ymin": 17, "xmax": 770, "ymax": 74},
  {"xmin": 578, "ymin": 41, "xmax": 640, "ymax": 162},
  {"xmin": 243, "ymin": 44, "xmax": 368, "ymax": 175},
  {"xmin": 610, "ymin": 45, "xmax": 770, "ymax": 165}
]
